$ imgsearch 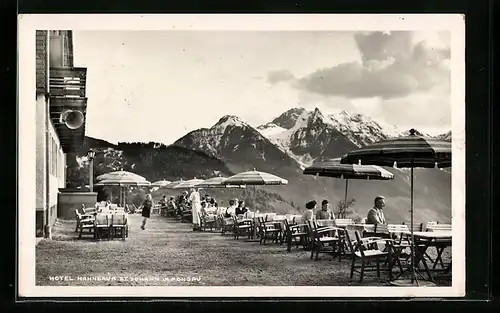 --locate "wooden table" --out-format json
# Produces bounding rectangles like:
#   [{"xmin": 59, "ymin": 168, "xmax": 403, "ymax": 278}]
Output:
[{"xmin": 393, "ymin": 231, "xmax": 452, "ymax": 283}]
